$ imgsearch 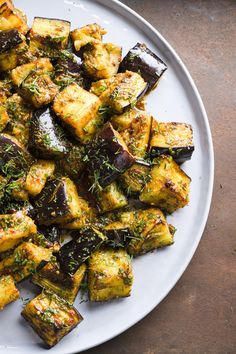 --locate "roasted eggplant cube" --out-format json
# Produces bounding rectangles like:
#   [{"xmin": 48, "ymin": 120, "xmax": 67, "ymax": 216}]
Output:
[
  {"xmin": 32, "ymin": 261, "xmax": 86, "ymax": 304},
  {"xmin": 5, "ymin": 93, "xmax": 33, "ymax": 145},
  {"xmin": 149, "ymin": 122, "xmax": 194, "ymax": 163},
  {"xmin": 11, "ymin": 58, "xmax": 54, "ymax": 87},
  {"xmin": 57, "ymin": 144, "xmax": 85, "ymax": 179},
  {"xmin": 0, "ymin": 2, "xmax": 28, "ymax": 34},
  {"xmin": 140, "ymin": 156, "xmax": 191, "ymax": 213},
  {"xmin": 0, "ymin": 242, "xmax": 52, "ymax": 282},
  {"xmin": 0, "ymin": 213, "xmax": 37, "ymax": 253},
  {"xmin": 71, "ymin": 23, "xmax": 107, "ymax": 51},
  {"xmin": 103, "ymin": 221, "xmax": 130, "ymax": 248},
  {"xmin": 34, "ymin": 177, "xmax": 86, "ymax": 225},
  {"xmin": 29, "ymin": 17, "xmax": 71, "ymax": 54},
  {"xmin": 20, "ymin": 73, "xmax": 59, "ymax": 108},
  {"xmin": 25, "ymin": 160, "xmax": 55, "ymax": 197},
  {"xmin": 0, "ymin": 29, "xmax": 27, "ymax": 71},
  {"xmin": 21, "ymin": 291, "xmax": 83, "ymax": 348},
  {"xmin": 0, "ymin": 133, "xmax": 34, "ymax": 178},
  {"xmin": 32, "ymin": 225, "xmax": 61, "ymax": 252},
  {"xmin": 0, "ymin": 275, "xmax": 19, "ymax": 310},
  {"xmin": 119, "ymin": 163, "xmax": 150, "ymax": 195},
  {"xmin": 100, "ymin": 71, "xmax": 147, "ymax": 114},
  {"xmin": 53, "ymin": 83, "xmax": 101, "ymax": 143},
  {"xmin": 0, "ymin": 29, "xmax": 22, "ymax": 54},
  {"xmin": 96, "ymin": 181, "xmax": 128, "ymax": 213},
  {"xmin": 125, "ymin": 208, "xmax": 174, "ymax": 255},
  {"xmin": 54, "ymin": 56, "xmax": 87, "ymax": 91},
  {"xmin": 57, "ymin": 227, "xmax": 106, "ymax": 274},
  {"xmin": 111, "ymin": 108, "xmax": 153, "ymax": 158},
  {"xmin": 29, "ymin": 107, "xmax": 70, "ymax": 160},
  {"xmin": 88, "ymin": 248, "xmax": 133, "ymax": 301},
  {"xmin": 86, "ymin": 122, "xmax": 135, "ymax": 188},
  {"xmin": 119, "ymin": 42, "xmax": 167, "ymax": 92},
  {"xmin": 83, "ymin": 42, "xmax": 122, "ymax": 80}
]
